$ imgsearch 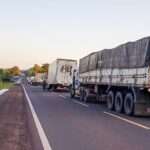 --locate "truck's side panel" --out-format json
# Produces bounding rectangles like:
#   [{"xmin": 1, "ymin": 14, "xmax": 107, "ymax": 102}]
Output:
[
  {"xmin": 56, "ymin": 60, "xmax": 77, "ymax": 86},
  {"xmin": 47, "ymin": 59, "xmax": 77, "ymax": 87},
  {"xmin": 47, "ymin": 60, "xmax": 57, "ymax": 84},
  {"xmin": 80, "ymin": 67, "xmax": 150, "ymax": 87}
]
